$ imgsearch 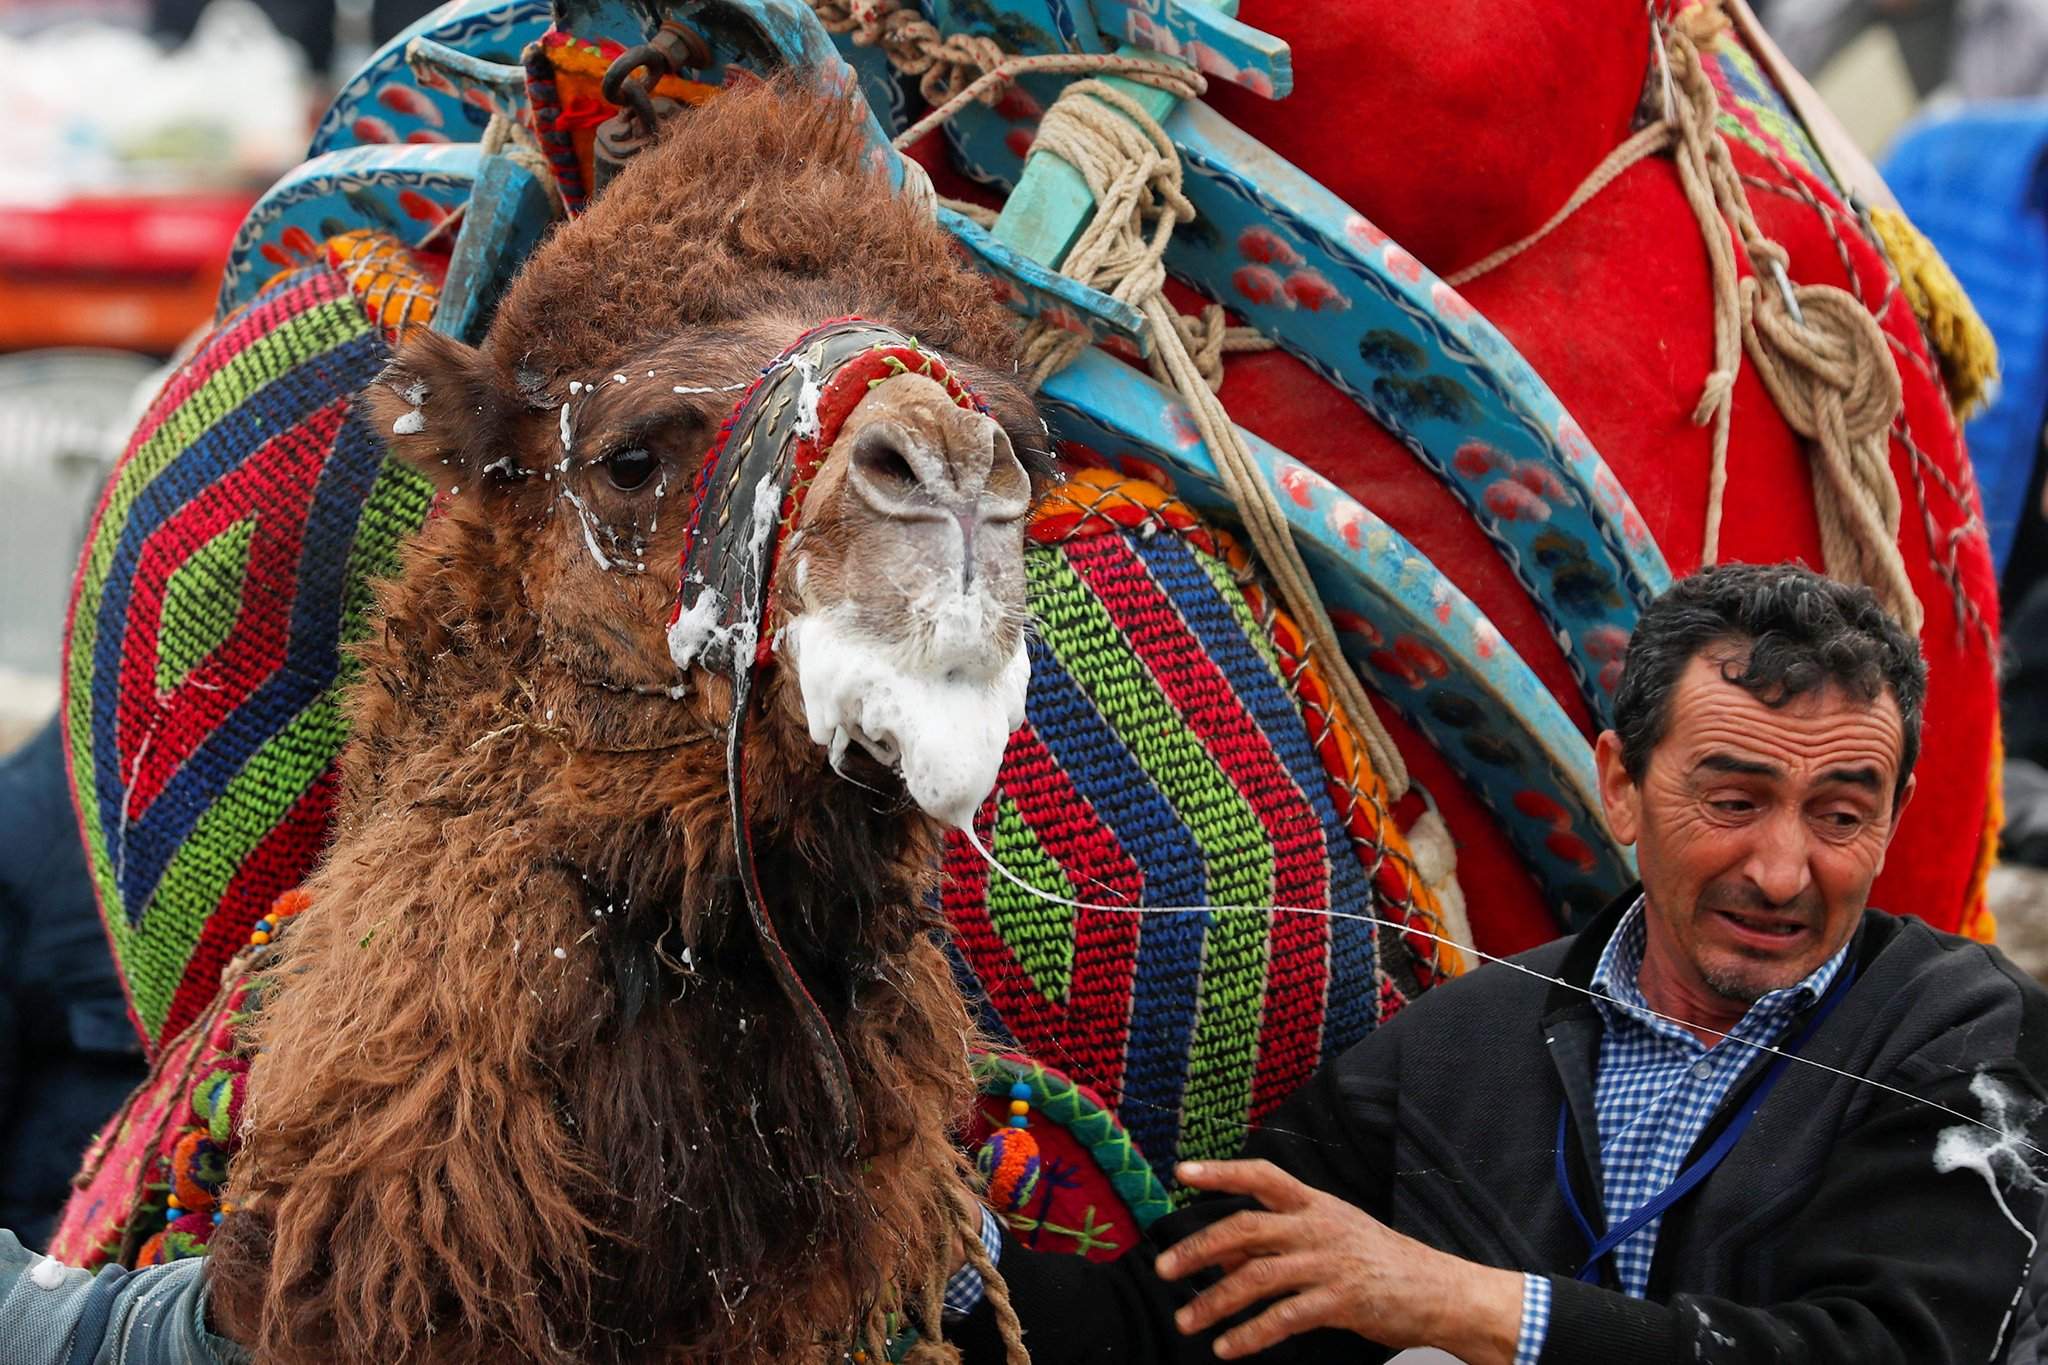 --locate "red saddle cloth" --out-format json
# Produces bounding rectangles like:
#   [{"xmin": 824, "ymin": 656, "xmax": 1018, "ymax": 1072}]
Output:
[{"xmin": 1203, "ymin": 0, "xmax": 2000, "ymax": 953}]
